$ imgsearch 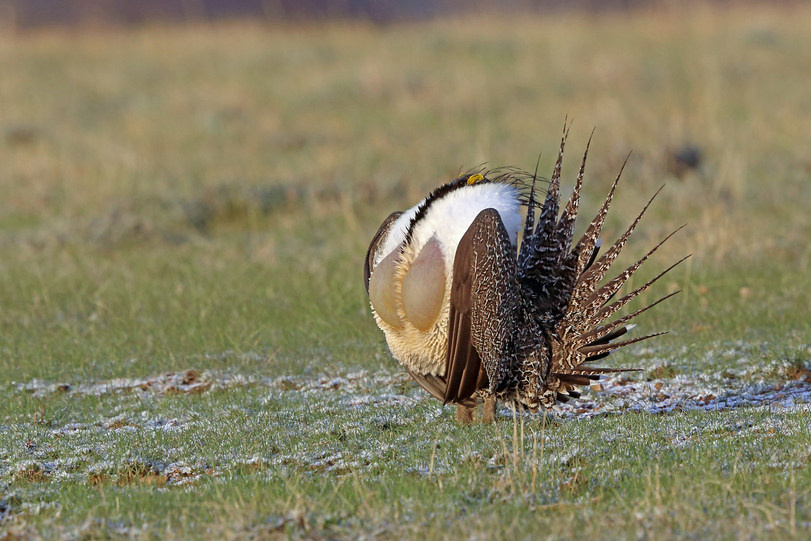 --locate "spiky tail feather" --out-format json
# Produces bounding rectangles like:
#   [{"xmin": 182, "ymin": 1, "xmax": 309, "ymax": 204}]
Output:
[{"xmin": 518, "ymin": 127, "xmax": 687, "ymax": 404}]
